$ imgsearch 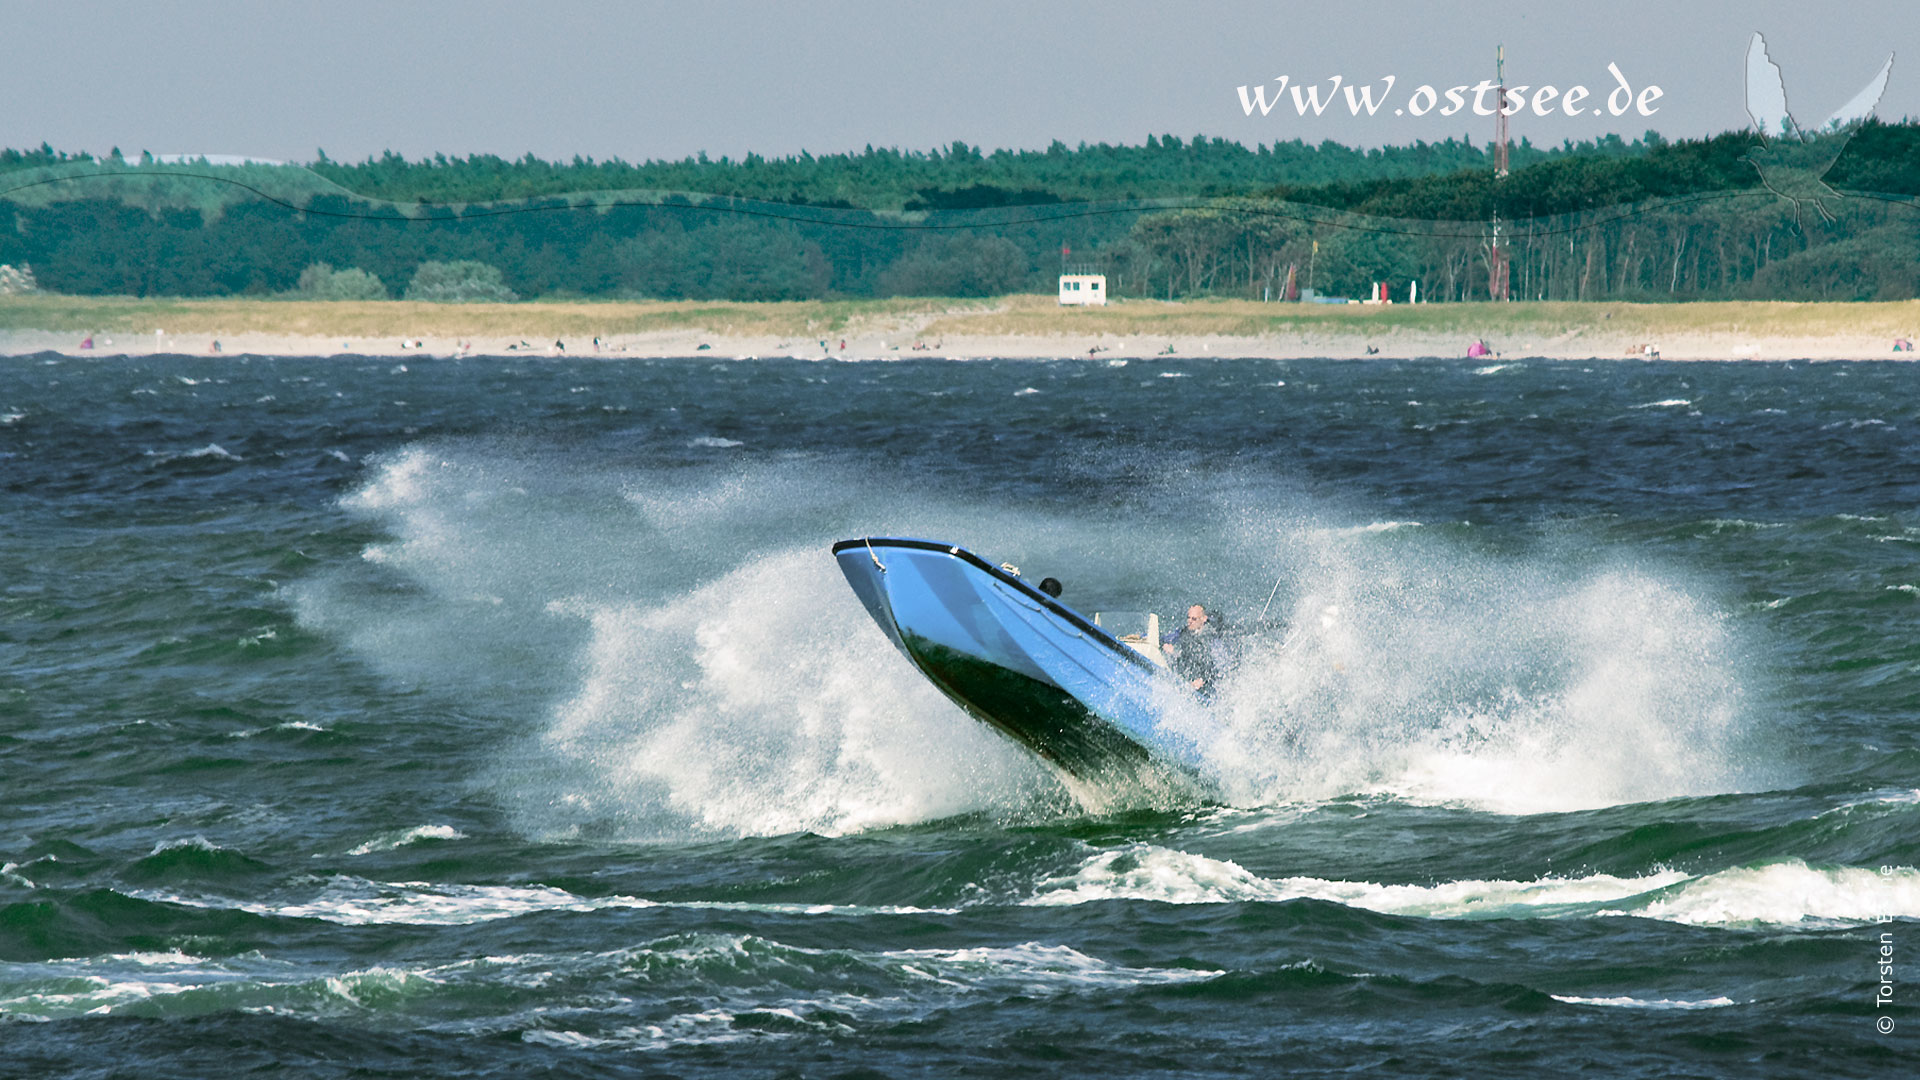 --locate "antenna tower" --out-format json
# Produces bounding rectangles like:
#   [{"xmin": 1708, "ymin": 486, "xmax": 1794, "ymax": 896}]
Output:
[
  {"xmin": 1488, "ymin": 44, "xmax": 1512, "ymax": 301},
  {"xmin": 1494, "ymin": 45, "xmax": 1510, "ymax": 179}
]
